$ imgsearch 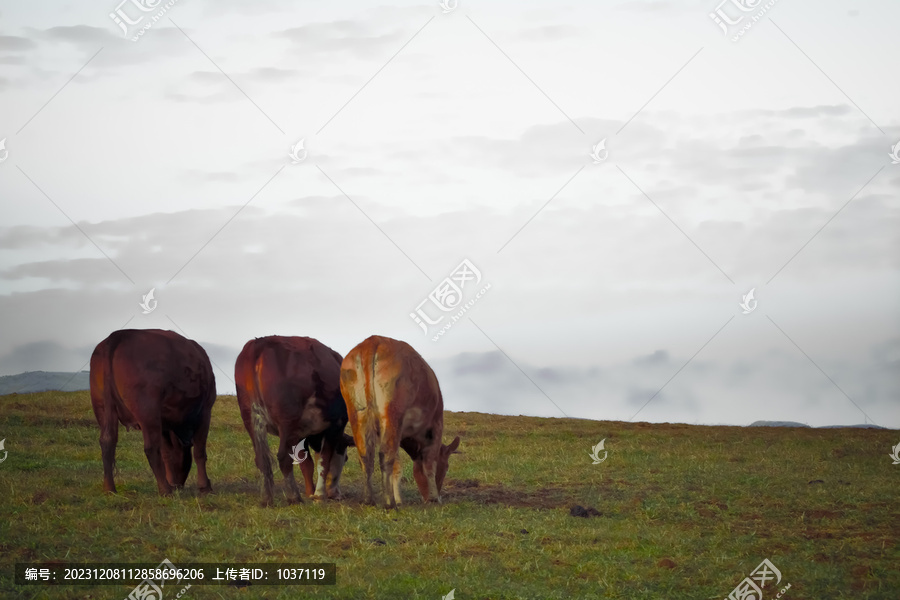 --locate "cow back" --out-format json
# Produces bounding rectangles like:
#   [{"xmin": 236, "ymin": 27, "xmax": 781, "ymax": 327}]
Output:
[
  {"xmin": 341, "ymin": 335, "xmax": 443, "ymax": 441},
  {"xmin": 236, "ymin": 336, "xmax": 346, "ymax": 434},
  {"xmin": 91, "ymin": 329, "xmax": 215, "ymax": 437}
]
